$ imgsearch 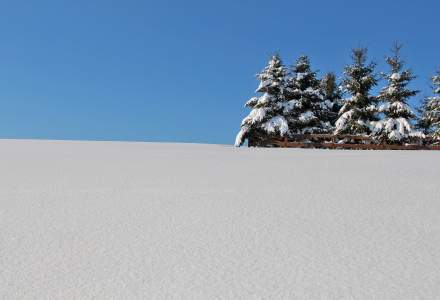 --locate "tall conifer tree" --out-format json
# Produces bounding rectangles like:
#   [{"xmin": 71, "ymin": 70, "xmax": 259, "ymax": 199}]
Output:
[
  {"xmin": 335, "ymin": 48, "xmax": 378, "ymax": 135},
  {"xmin": 320, "ymin": 72, "xmax": 343, "ymax": 127},
  {"xmin": 372, "ymin": 44, "xmax": 419, "ymax": 143},
  {"xmin": 417, "ymin": 70, "xmax": 440, "ymax": 139},
  {"xmin": 235, "ymin": 55, "xmax": 289, "ymax": 146},
  {"xmin": 285, "ymin": 56, "xmax": 331, "ymax": 134}
]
